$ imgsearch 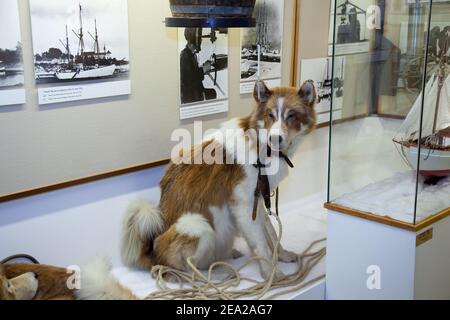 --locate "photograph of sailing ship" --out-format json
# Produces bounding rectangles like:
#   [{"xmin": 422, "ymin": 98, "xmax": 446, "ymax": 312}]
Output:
[
  {"xmin": 0, "ymin": 0, "xmax": 24, "ymax": 89},
  {"xmin": 178, "ymin": 27, "xmax": 228, "ymax": 106},
  {"xmin": 241, "ymin": 0, "xmax": 283, "ymax": 82},
  {"xmin": 394, "ymin": 32, "xmax": 450, "ymax": 183},
  {"xmin": 30, "ymin": 0, "xmax": 130, "ymax": 84}
]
